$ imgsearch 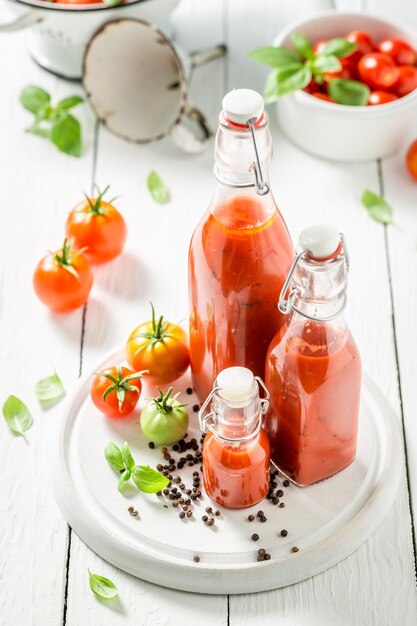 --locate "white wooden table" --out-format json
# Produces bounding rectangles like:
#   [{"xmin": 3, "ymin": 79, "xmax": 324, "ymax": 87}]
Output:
[{"xmin": 1, "ymin": 0, "xmax": 416, "ymax": 624}]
